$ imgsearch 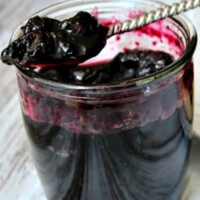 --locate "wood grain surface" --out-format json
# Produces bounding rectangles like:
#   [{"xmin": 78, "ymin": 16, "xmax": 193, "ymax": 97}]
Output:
[{"xmin": 0, "ymin": 1, "xmax": 200, "ymax": 200}]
